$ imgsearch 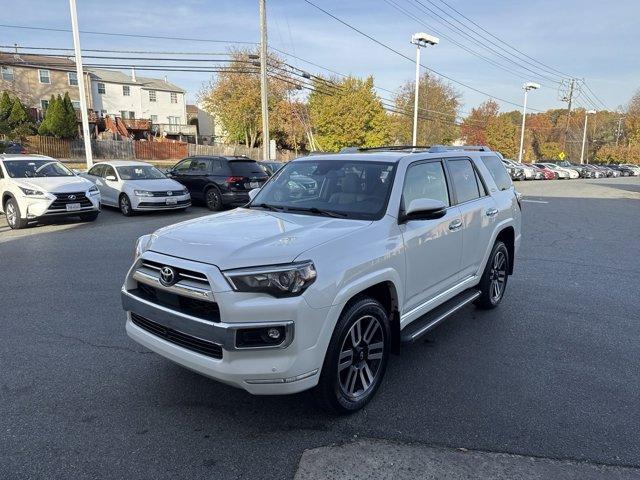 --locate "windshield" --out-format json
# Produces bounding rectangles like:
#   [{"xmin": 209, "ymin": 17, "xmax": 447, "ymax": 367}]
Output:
[
  {"xmin": 3, "ymin": 160, "xmax": 74, "ymax": 178},
  {"xmin": 250, "ymin": 159, "xmax": 396, "ymax": 220},
  {"xmin": 116, "ymin": 165, "xmax": 165, "ymax": 180}
]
